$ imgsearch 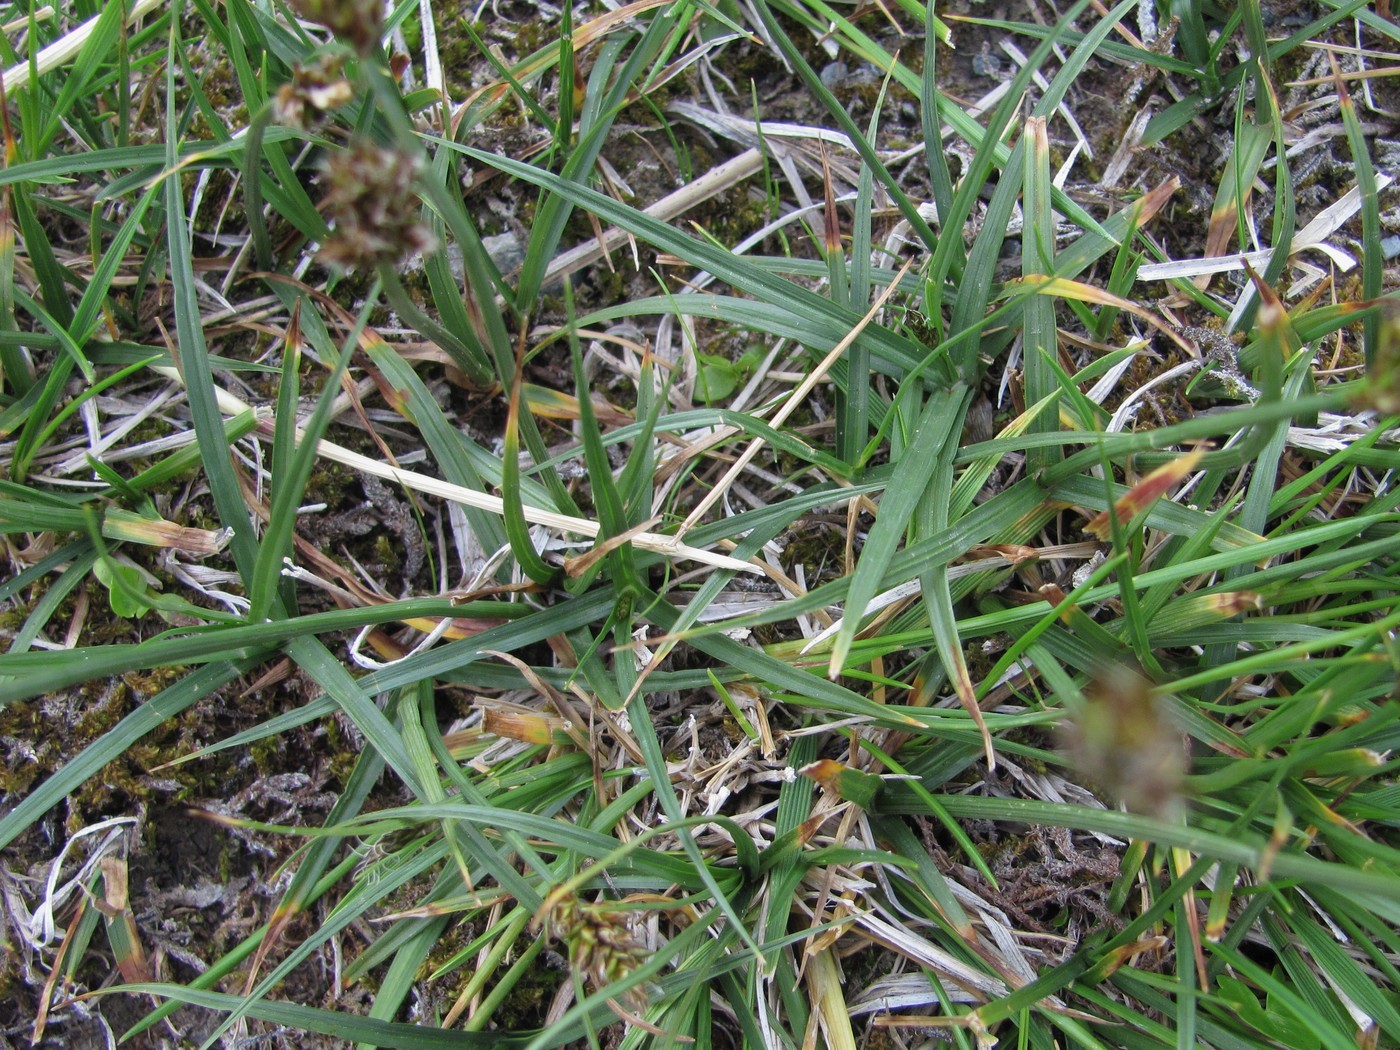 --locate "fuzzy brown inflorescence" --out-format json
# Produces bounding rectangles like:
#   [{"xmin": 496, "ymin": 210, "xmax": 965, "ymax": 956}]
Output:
[
  {"xmin": 286, "ymin": 0, "xmax": 383, "ymax": 56},
  {"xmin": 545, "ymin": 893, "xmax": 654, "ymax": 1008},
  {"xmin": 273, "ymin": 53, "xmax": 354, "ymax": 130},
  {"xmin": 318, "ymin": 139, "xmax": 437, "ymax": 270}
]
